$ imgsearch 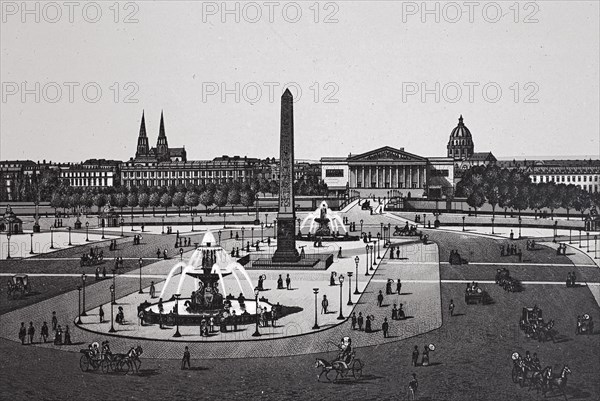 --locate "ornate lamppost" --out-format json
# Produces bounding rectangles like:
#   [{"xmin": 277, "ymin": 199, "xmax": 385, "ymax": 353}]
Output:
[
  {"xmin": 579, "ymin": 229, "xmax": 582, "ymax": 246},
  {"xmin": 312, "ymin": 288, "xmax": 320, "ymax": 330},
  {"xmin": 462, "ymin": 216, "xmax": 465, "ymax": 232},
  {"xmin": 120, "ymin": 218, "xmax": 125, "ymax": 237},
  {"xmin": 380, "ymin": 222, "xmax": 383, "ymax": 240},
  {"xmin": 29, "ymin": 233, "xmax": 34, "ymax": 255},
  {"xmin": 251, "ymin": 227, "xmax": 254, "ymax": 248},
  {"xmin": 108, "ymin": 285, "xmax": 116, "ymax": 333},
  {"xmin": 218, "ymin": 230, "xmax": 222, "ymax": 246},
  {"xmin": 161, "ymin": 216, "xmax": 165, "ymax": 234},
  {"xmin": 376, "ymin": 233, "xmax": 381, "ymax": 259},
  {"xmin": 364, "ymin": 245, "xmax": 370, "ymax": 276},
  {"xmin": 360, "ymin": 219, "xmax": 364, "ymax": 233},
  {"xmin": 346, "ymin": 272, "xmax": 353, "ymax": 305},
  {"xmin": 254, "ymin": 193, "xmax": 260, "ymax": 225},
  {"xmin": 131, "ymin": 214, "xmax": 134, "ymax": 231},
  {"xmin": 81, "ymin": 274, "xmax": 87, "ymax": 316},
  {"xmin": 111, "ymin": 268, "xmax": 117, "ymax": 305},
  {"xmin": 85, "ymin": 221, "xmax": 89, "ymax": 242},
  {"xmin": 77, "ymin": 286, "xmax": 82, "ymax": 324},
  {"xmin": 569, "ymin": 228, "xmax": 572, "ymax": 244},
  {"xmin": 173, "ymin": 294, "xmax": 181, "ymax": 337},
  {"xmin": 50, "ymin": 227, "xmax": 54, "ymax": 249},
  {"xmin": 586, "ymin": 232, "xmax": 590, "ymax": 250},
  {"xmin": 191, "ymin": 216, "xmax": 195, "ymax": 232},
  {"xmin": 68, "ymin": 226, "xmax": 72, "ymax": 245},
  {"xmin": 337, "ymin": 274, "xmax": 345, "ymax": 320},
  {"xmin": 260, "ymin": 222, "xmax": 264, "ymax": 242},
  {"xmin": 252, "ymin": 287, "xmax": 261, "ymax": 337},
  {"xmin": 138, "ymin": 257, "xmax": 143, "ymax": 294},
  {"xmin": 518, "ymin": 217, "xmax": 522, "ymax": 239},
  {"xmin": 6, "ymin": 233, "xmax": 11, "ymax": 259},
  {"xmin": 491, "ymin": 217, "xmax": 495, "ymax": 235},
  {"xmin": 101, "ymin": 221, "xmax": 105, "ymax": 239},
  {"xmin": 354, "ymin": 255, "xmax": 360, "ymax": 294},
  {"xmin": 371, "ymin": 245, "xmax": 375, "ymax": 268},
  {"xmin": 241, "ymin": 227, "xmax": 245, "ymax": 246}
]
